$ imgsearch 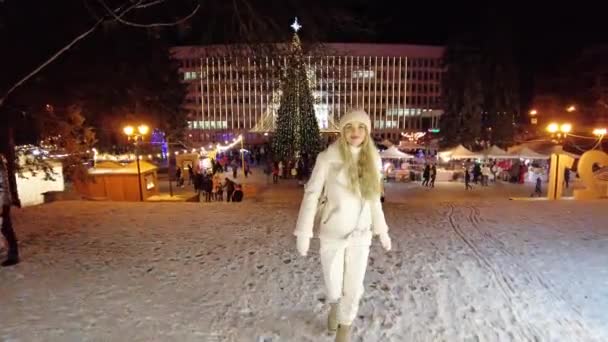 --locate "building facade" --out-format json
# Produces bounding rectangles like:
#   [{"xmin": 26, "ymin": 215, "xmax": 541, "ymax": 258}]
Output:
[{"xmin": 171, "ymin": 43, "xmax": 445, "ymax": 143}]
